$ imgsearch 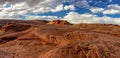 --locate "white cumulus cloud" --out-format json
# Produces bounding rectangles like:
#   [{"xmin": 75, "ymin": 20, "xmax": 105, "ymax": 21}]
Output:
[
  {"xmin": 63, "ymin": 12, "xmax": 120, "ymax": 25},
  {"xmin": 64, "ymin": 5, "xmax": 75, "ymax": 10},
  {"xmin": 0, "ymin": 2, "xmax": 75, "ymax": 19},
  {"xmin": 27, "ymin": 16, "xmax": 61, "ymax": 20},
  {"xmin": 90, "ymin": 7, "xmax": 104, "ymax": 13},
  {"xmin": 90, "ymin": 4, "xmax": 120, "ymax": 15},
  {"xmin": 103, "ymin": 4, "xmax": 120, "ymax": 14}
]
